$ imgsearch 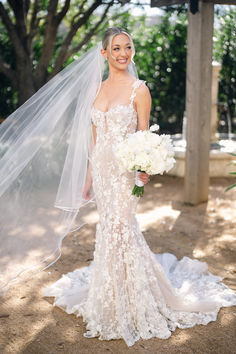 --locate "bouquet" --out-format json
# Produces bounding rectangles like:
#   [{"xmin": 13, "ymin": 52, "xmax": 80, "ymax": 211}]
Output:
[{"xmin": 115, "ymin": 124, "xmax": 176, "ymax": 197}]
